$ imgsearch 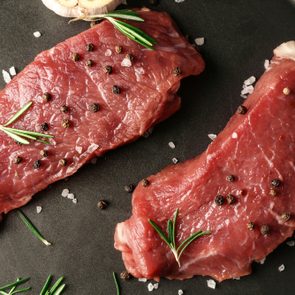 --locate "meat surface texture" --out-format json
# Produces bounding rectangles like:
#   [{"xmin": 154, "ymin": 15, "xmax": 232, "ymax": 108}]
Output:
[
  {"xmin": 115, "ymin": 41, "xmax": 295, "ymax": 282},
  {"xmin": 0, "ymin": 10, "xmax": 204, "ymax": 214}
]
